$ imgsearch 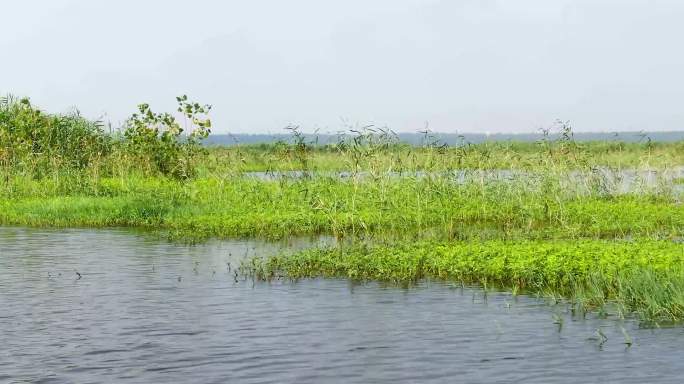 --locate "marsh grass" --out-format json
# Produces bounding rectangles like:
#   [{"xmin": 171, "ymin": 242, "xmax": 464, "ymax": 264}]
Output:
[
  {"xmin": 1, "ymin": 111, "xmax": 681, "ymax": 242},
  {"xmin": 243, "ymin": 239, "xmax": 684, "ymax": 324},
  {"xmin": 2, "ymin": 94, "xmax": 683, "ymax": 323},
  {"xmin": 201, "ymin": 138, "xmax": 684, "ymax": 174},
  {"xmin": 1, "ymin": 174, "xmax": 681, "ymax": 241}
]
